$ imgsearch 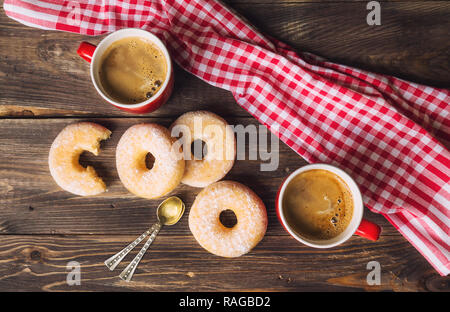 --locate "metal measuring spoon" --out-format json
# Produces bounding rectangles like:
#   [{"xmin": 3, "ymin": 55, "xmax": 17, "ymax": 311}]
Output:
[
  {"xmin": 118, "ymin": 196, "xmax": 185, "ymax": 282},
  {"xmin": 104, "ymin": 196, "xmax": 185, "ymax": 280}
]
